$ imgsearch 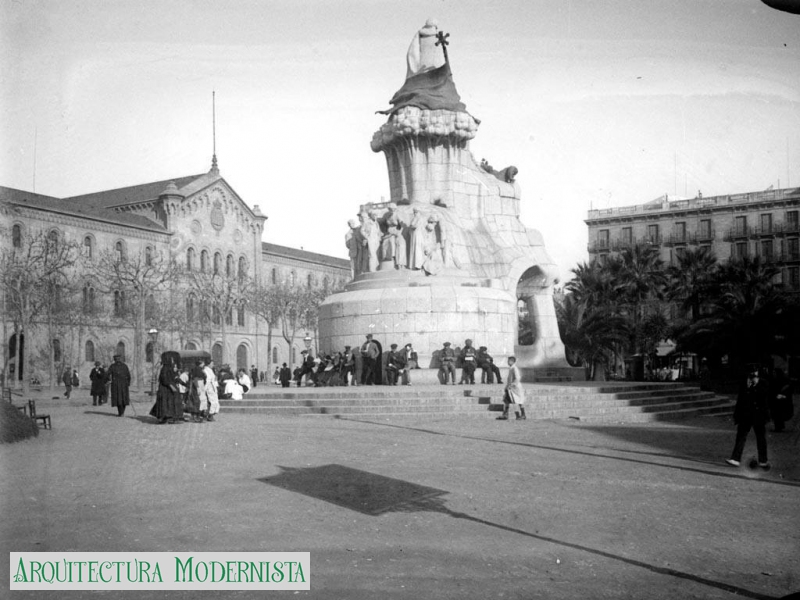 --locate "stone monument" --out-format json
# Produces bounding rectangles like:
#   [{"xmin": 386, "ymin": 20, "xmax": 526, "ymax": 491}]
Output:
[{"xmin": 318, "ymin": 19, "xmax": 576, "ymax": 380}]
